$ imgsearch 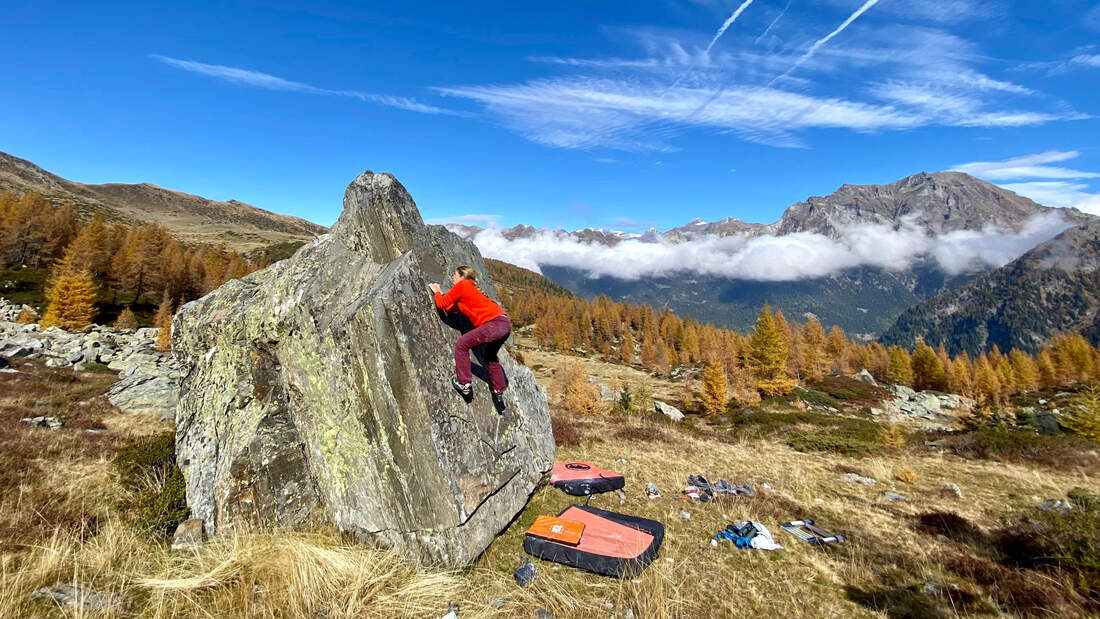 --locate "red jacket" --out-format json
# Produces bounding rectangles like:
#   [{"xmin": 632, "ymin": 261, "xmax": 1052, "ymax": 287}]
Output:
[{"xmin": 434, "ymin": 279, "xmax": 506, "ymax": 327}]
